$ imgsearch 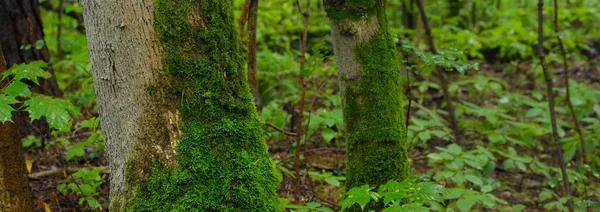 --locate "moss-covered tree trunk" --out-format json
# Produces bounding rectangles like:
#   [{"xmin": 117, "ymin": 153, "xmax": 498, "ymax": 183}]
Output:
[
  {"xmin": 81, "ymin": 0, "xmax": 279, "ymax": 211},
  {"xmin": 0, "ymin": 43, "xmax": 33, "ymax": 212},
  {"xmin": 324, "ymin": 0, "xmax": 409, "ymax": 203}
]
